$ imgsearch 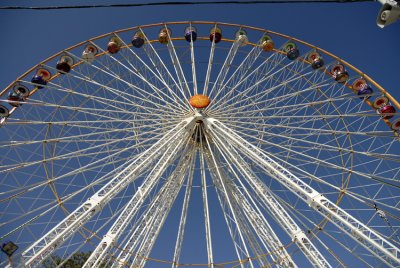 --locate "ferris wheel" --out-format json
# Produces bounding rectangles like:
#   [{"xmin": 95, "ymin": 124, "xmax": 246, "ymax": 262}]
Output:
[{"xmin": 0, "ymin": 21, "xmax": 399, "ymax": 268}]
